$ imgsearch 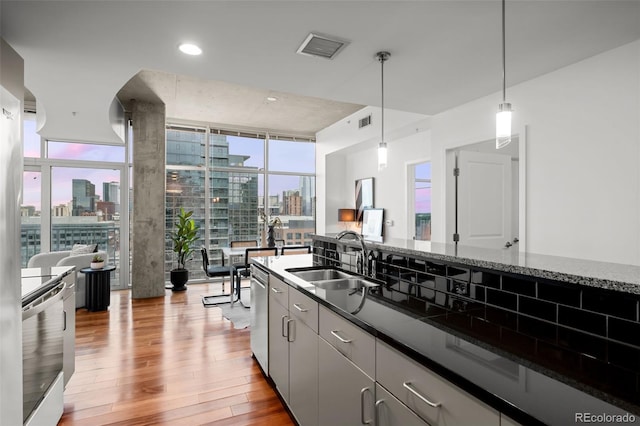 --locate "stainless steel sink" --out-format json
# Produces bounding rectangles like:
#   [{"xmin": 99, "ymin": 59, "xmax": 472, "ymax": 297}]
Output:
[
  {"xmin": 286, "ymin": 266, "xmax": 380, "ymax": 315},
  {"xmin": 313, "ymin": 278, "xmax": 379, "ymax": 291},
  {"xmin": 287, "ymin": 268, "xmax": 353, "ymax": 282}
]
